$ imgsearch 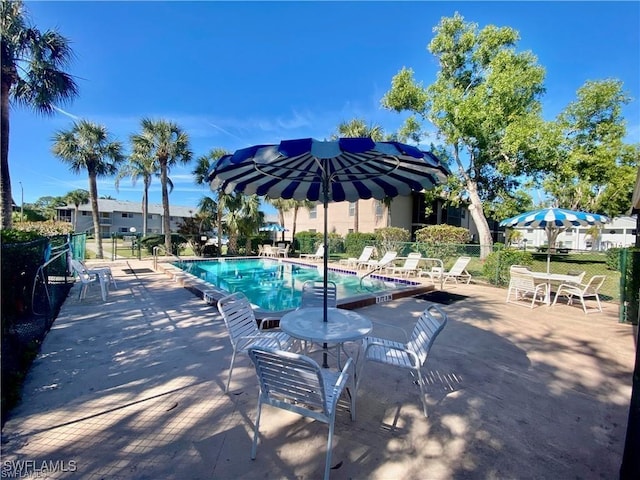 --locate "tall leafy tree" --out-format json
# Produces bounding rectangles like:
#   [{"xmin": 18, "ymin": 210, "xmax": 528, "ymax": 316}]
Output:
[
  {"xmin": 193, "ymin": 148, "xmax": 230, "ymax": 250},
  {"xmin": 333, "ymin": 119, "xmax": 386, "ymax": 232},
  {"xmin": 543, "ymin": 79, "xmax": 638, "ymax": 217},
  {"xmin": 52, "ymin": 120, "xmax": 124, "ymax": 258},
  {"xmin": 237, "ymin": 194, "xmax": 264, "ymax": 254},
  {"xmin": 382, "ymin": 13, "xmax": 552, "ymax": 257},
  {"xmin": 116, "ymin": 147, "xmax": 170, "ymax": 236},
  {"xmin": 64, "ymin": 188, "xmax": 89, "ymax": 231},
  {"xmin": 130, "ymin": 119, "xmax": 192, "ymax": 254},
  {"xmin": 1, "ymin": 0, "xmax": 78, "ymax": 228}
]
